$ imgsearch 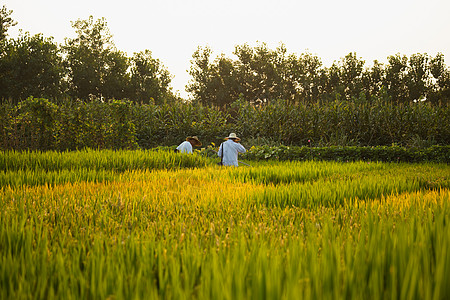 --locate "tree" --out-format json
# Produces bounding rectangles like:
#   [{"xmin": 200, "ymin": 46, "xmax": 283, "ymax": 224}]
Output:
[
  {"xmin": 186, "ymin": 46, "xmax": 215, "ymax": 106},
  {"xmin": 130, "ymin": 50, "xmax": 173, "ymax": 104},
  {"xmin": 321, "ymin": 53, "xmax": 366, "ymax": 102},
  {"xmin": 0, "ymin": 32, "xmax": 64, "ymax": 102},
  {"xmin": 187, "ymin": 43, "xmax": 316, "ymax": 107},
  {"xmin": 0, "ymin": 5, "xmax": 17, "ymax": 99},
  {"xmin": 428, "ymin": 53, "xmax": 450, "ymax": 104},
  {"xmin": 187, "ymin": 46, "xmax": 239, "ymax": 107},
  {"xmin": 0, "ymin": 5, "xmax": 16, "ymax": 42},
  {"xmin": 407, "ymin": 53, "xmax": 430, "ymax": 101},
  {"xmin": 323, "ymin": 63, "xmax": 342, "ymax": 101},
  {"xmin": 186, "ymin": 43, "xmax": 450, "ymax": 106},
  {"xmin": 234, "ymin": 43, "xmax": 289, "ymax": 104},
  {"xmin": 63, "ymin": 16, "xmax": 128, "ymax": 101},
  {"xmin": 211, "ymin": 54, "xmax": 240, "ymax": 107},
  {"xmin": 384, "ymin": 54, "xmax": 409, "ymax": 103},
  {"xmin": 339, "ymin": 53, "xmax": 365, "ymax": 100},
  {"xmin": 293, "ymin": 52, "xmax": 325, "ymax": 103},
  {"xmin": 362, "ymin": 60, "xmax": 385, "ymax": 100},
  {"xmin": 102, "ymin": 50, "xmax": 130, "ymax": 100}
]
